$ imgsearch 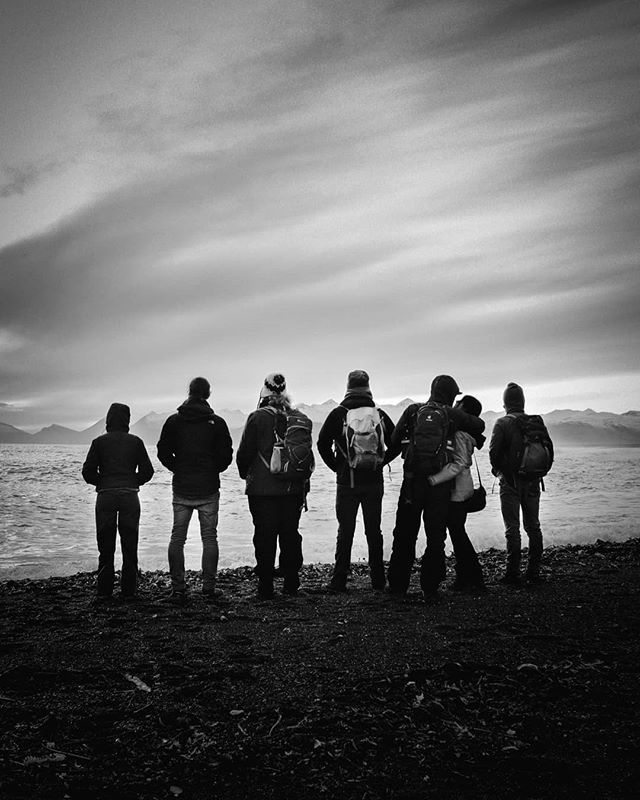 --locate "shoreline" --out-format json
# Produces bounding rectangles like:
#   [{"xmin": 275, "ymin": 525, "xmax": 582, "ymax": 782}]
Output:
[{"xmin": 1, "ymin": 538, "xmax": 639, "ymax": 799}]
